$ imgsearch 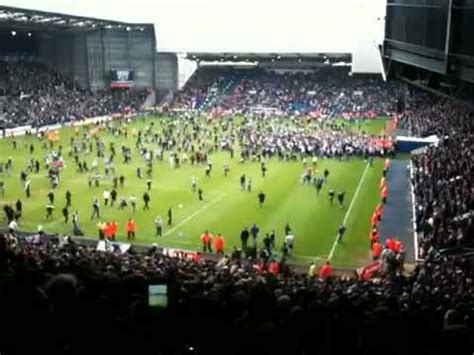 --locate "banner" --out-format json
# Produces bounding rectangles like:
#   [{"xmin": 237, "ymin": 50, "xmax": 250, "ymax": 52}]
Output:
[
  {"xmin": 97, "ymin": 240, "xmax": 131, "ymax": 254},
  {"xmin": 110, "ymin": 68, "xmax": 134, "ymax": 88}
]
